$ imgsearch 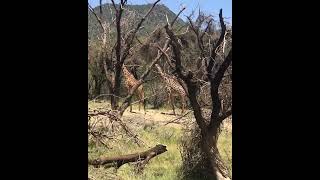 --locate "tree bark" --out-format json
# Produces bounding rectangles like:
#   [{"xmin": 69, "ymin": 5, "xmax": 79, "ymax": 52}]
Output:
[
  {"xmin": 93, "ymin": 78, "xmax": 102, "ymax": 98},
  {"xmin": 201, "ymin": 127, "xmax": 231, "ymax": 180},
  {"xmin": 111, "ymin": 64, "xmax": 122, "ymax": 110}
]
